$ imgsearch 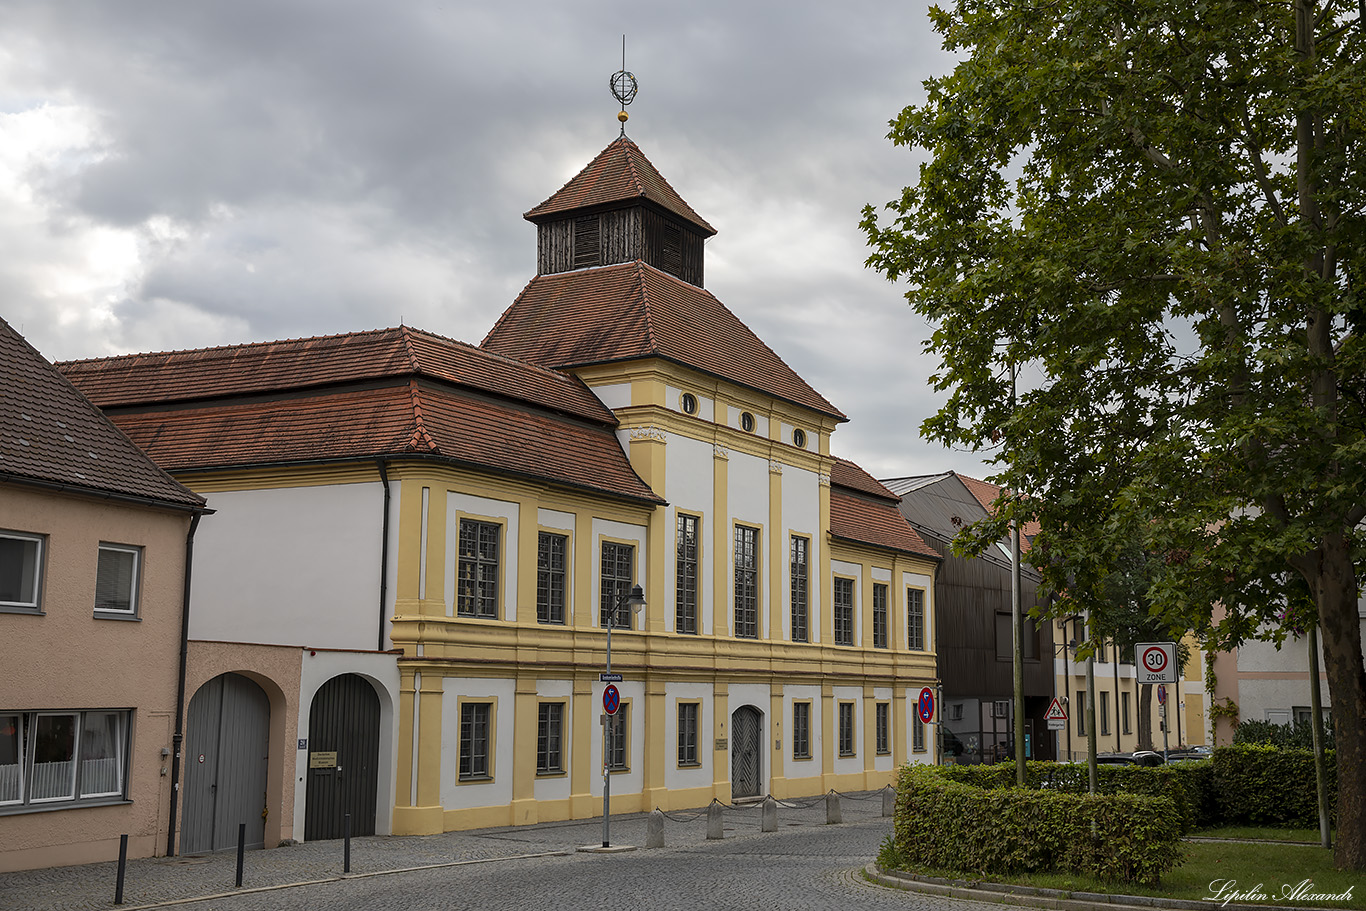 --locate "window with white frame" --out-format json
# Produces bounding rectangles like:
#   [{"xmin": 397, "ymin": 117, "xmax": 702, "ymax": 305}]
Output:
[
  {"xmin": 536, "ymin": 532, "xmax": 567, "ymax": 625},
  {"xmin": 833, "ymin": 577, "xmax": 854, "ymax": 646},
  {"xmin": 458, "ymin": 702, "xmax": 492, "ymax": 780},
  {"xmin": 94, "ymin": 544, "xmax": 140, "ymax": 615},
  {"xmin": 0, "ymin": 531, "xmax": 44, "ymax": 611},
  {"xmin": 0, "ymin": 710, "xmax": 129, "ymax": 810},
  {"xmin": 907, "ymin": 588, "xmax": 925, "ymax": 651},
  {"xmin": 457, "ymin": 520, "xmax": 500, "ymax": 619},
  {"xmin": 734, "ymin": 526, "xmax": 759, "ymax": 639},
  {"xmin": 790, "ymin": 536, "xmax": 809, "ymax": 643}
]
